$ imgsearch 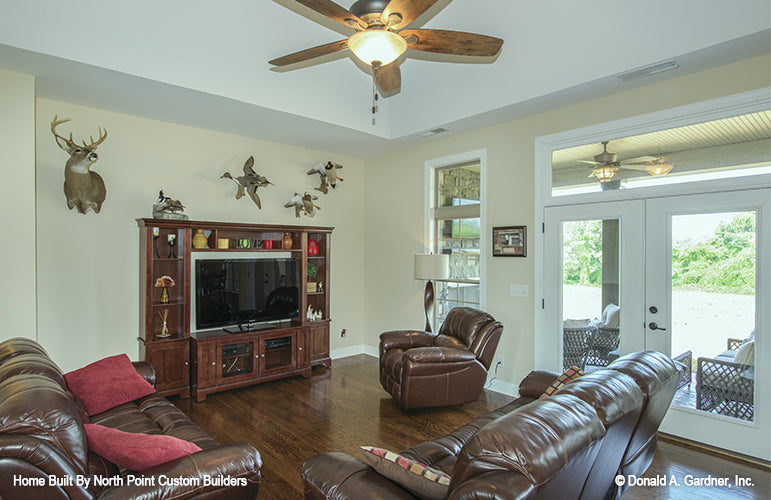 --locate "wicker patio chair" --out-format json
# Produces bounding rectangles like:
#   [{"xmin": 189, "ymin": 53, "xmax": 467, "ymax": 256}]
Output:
[
  {"xmin": 672, "ymin": 350, "xmax": 692, "ymax": 390},
  {"xmin": 696, "ymin": 356, "xmax": 754, "ymax": 421},
  {"xmin": 562, "ymin": 323, "xmax": 595, "ymax": 371},
  {"xmin": 584, "ymin": 326, "xmax": 620, "ymax": 368}
]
